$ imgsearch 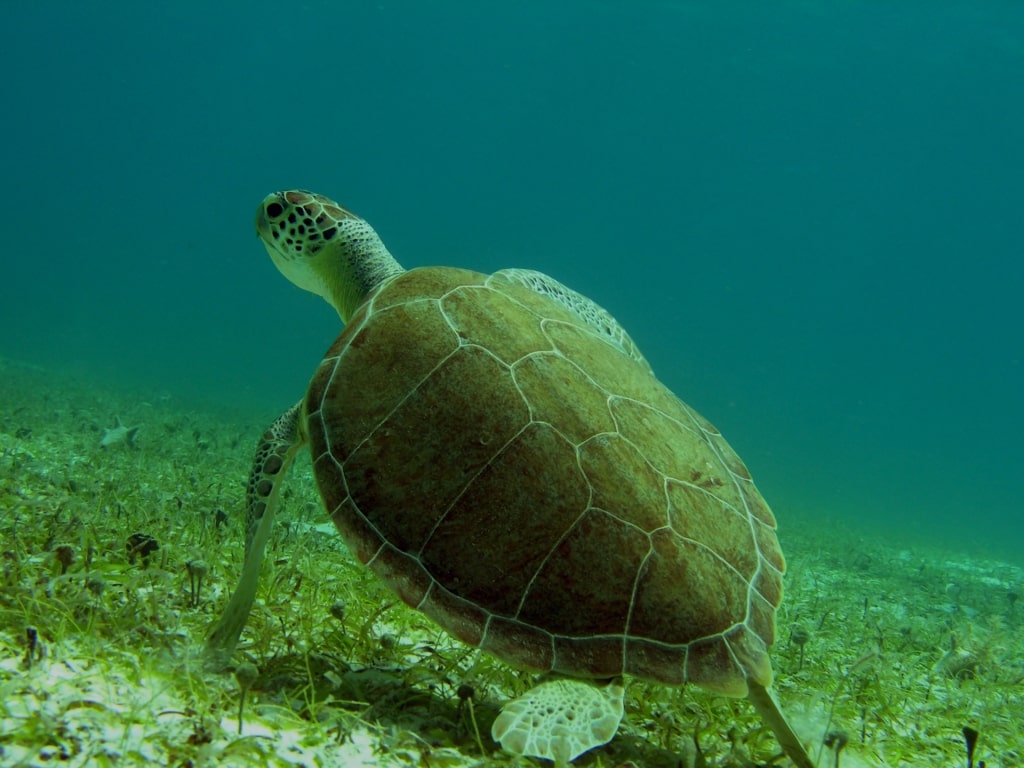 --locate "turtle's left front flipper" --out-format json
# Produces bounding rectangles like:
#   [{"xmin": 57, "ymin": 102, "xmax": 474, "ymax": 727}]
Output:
[{"xmin": 206, "ymin": 401, "xmax": 306, "ymax": 669}]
